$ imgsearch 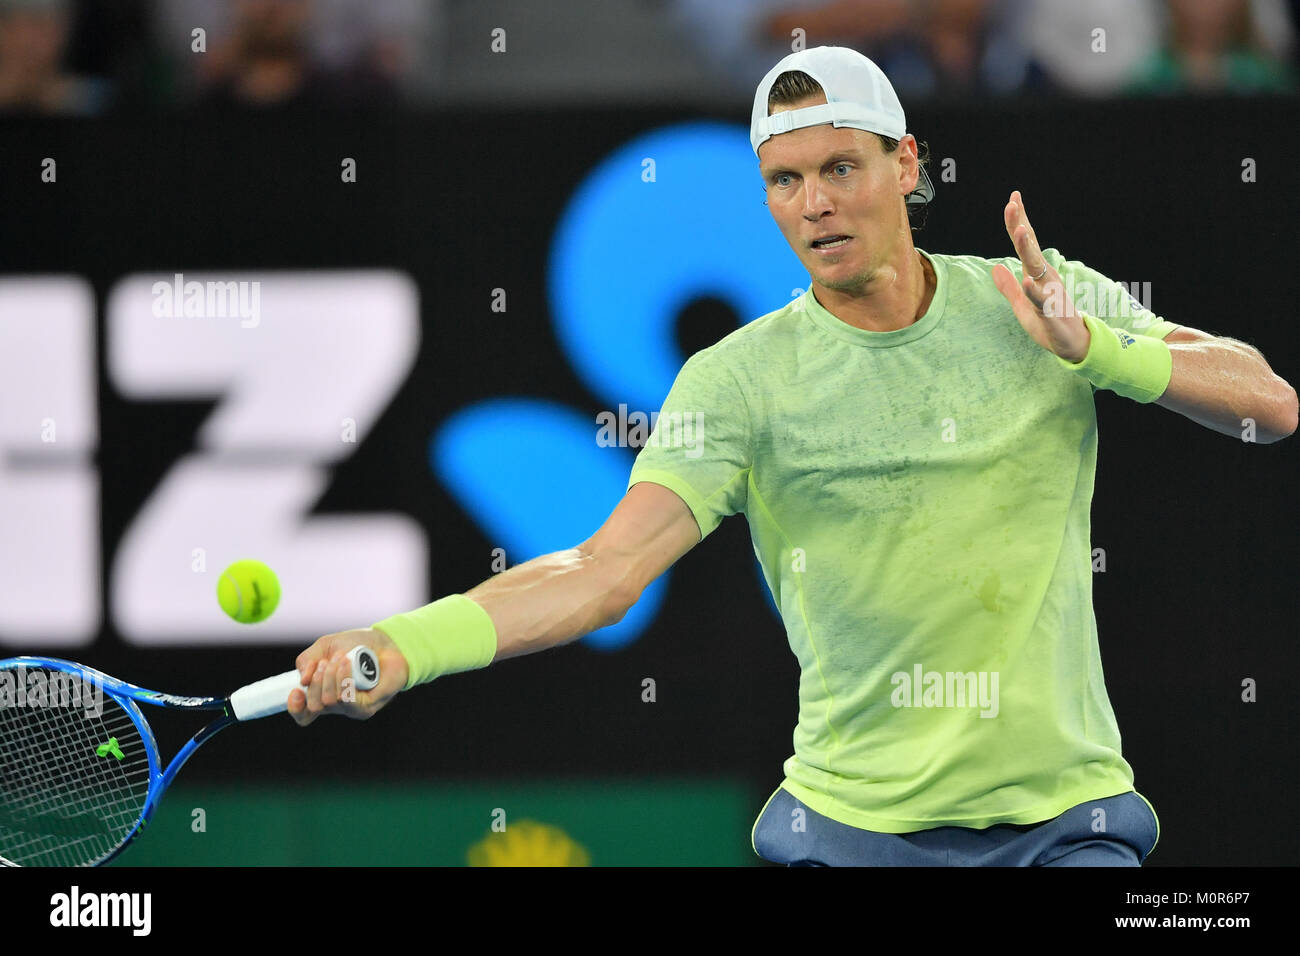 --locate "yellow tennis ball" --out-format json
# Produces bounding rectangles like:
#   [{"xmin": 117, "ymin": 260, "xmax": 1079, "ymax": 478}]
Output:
[{"xmin": 217, "ymin": 559, "xmax": 281, "ymax": 624}]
